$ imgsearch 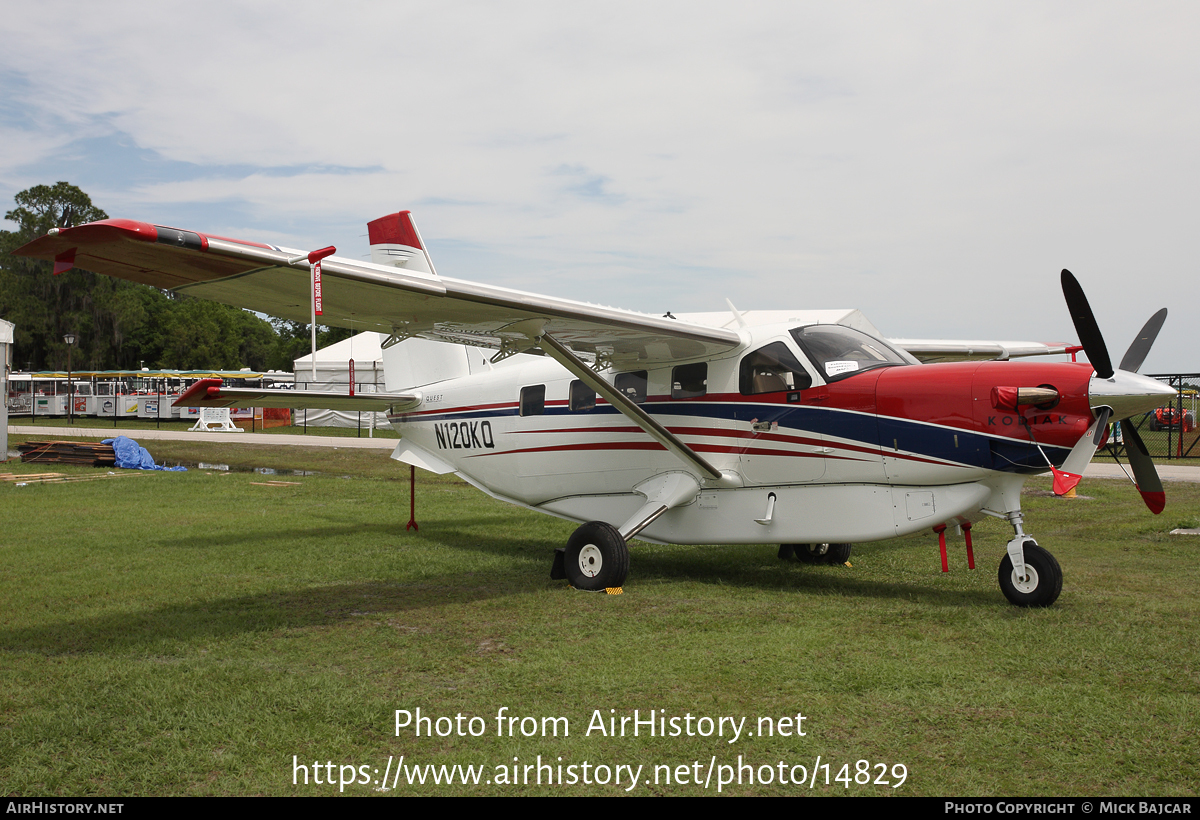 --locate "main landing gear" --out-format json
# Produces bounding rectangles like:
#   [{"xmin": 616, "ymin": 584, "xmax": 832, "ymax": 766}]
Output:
[
  {"xmin": 553, "ymin": 521, "xmax": 630, "ymax": 591},
  {"xmin": 778, "ymin": 543, "xmax": 852, "ymax": 565}
]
